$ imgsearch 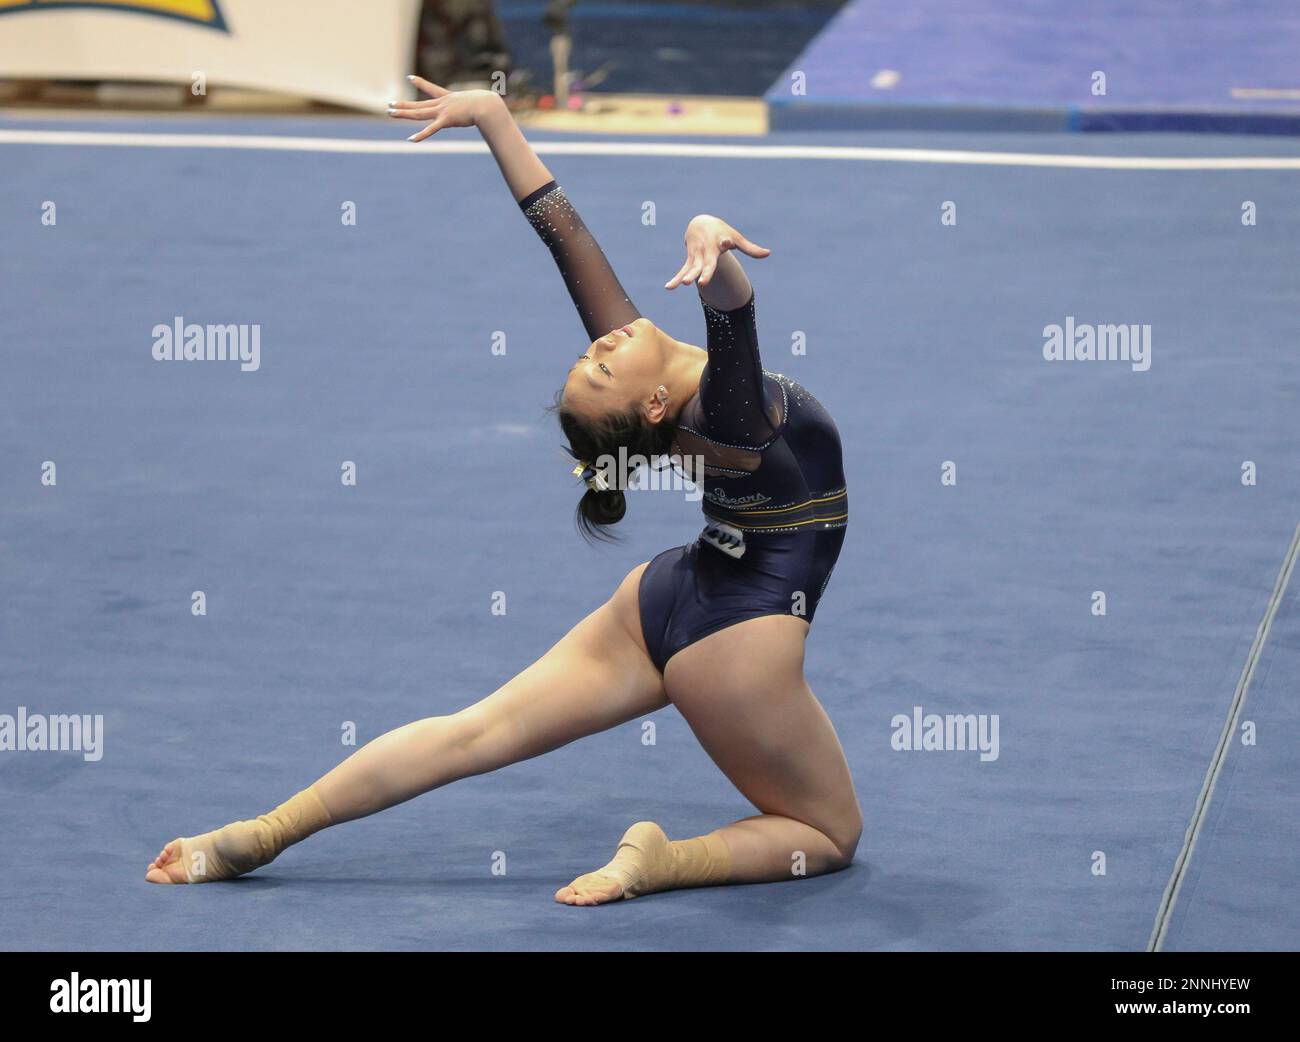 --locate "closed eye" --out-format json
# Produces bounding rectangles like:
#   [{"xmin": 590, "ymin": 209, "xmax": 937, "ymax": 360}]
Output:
[
  {"xmin": 575, "ymin": 354, "xmax": 612, "ymax": 378},
  {"xmin": 571, "ymin": 353, "xmax": 612, "ymax": 384}
]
